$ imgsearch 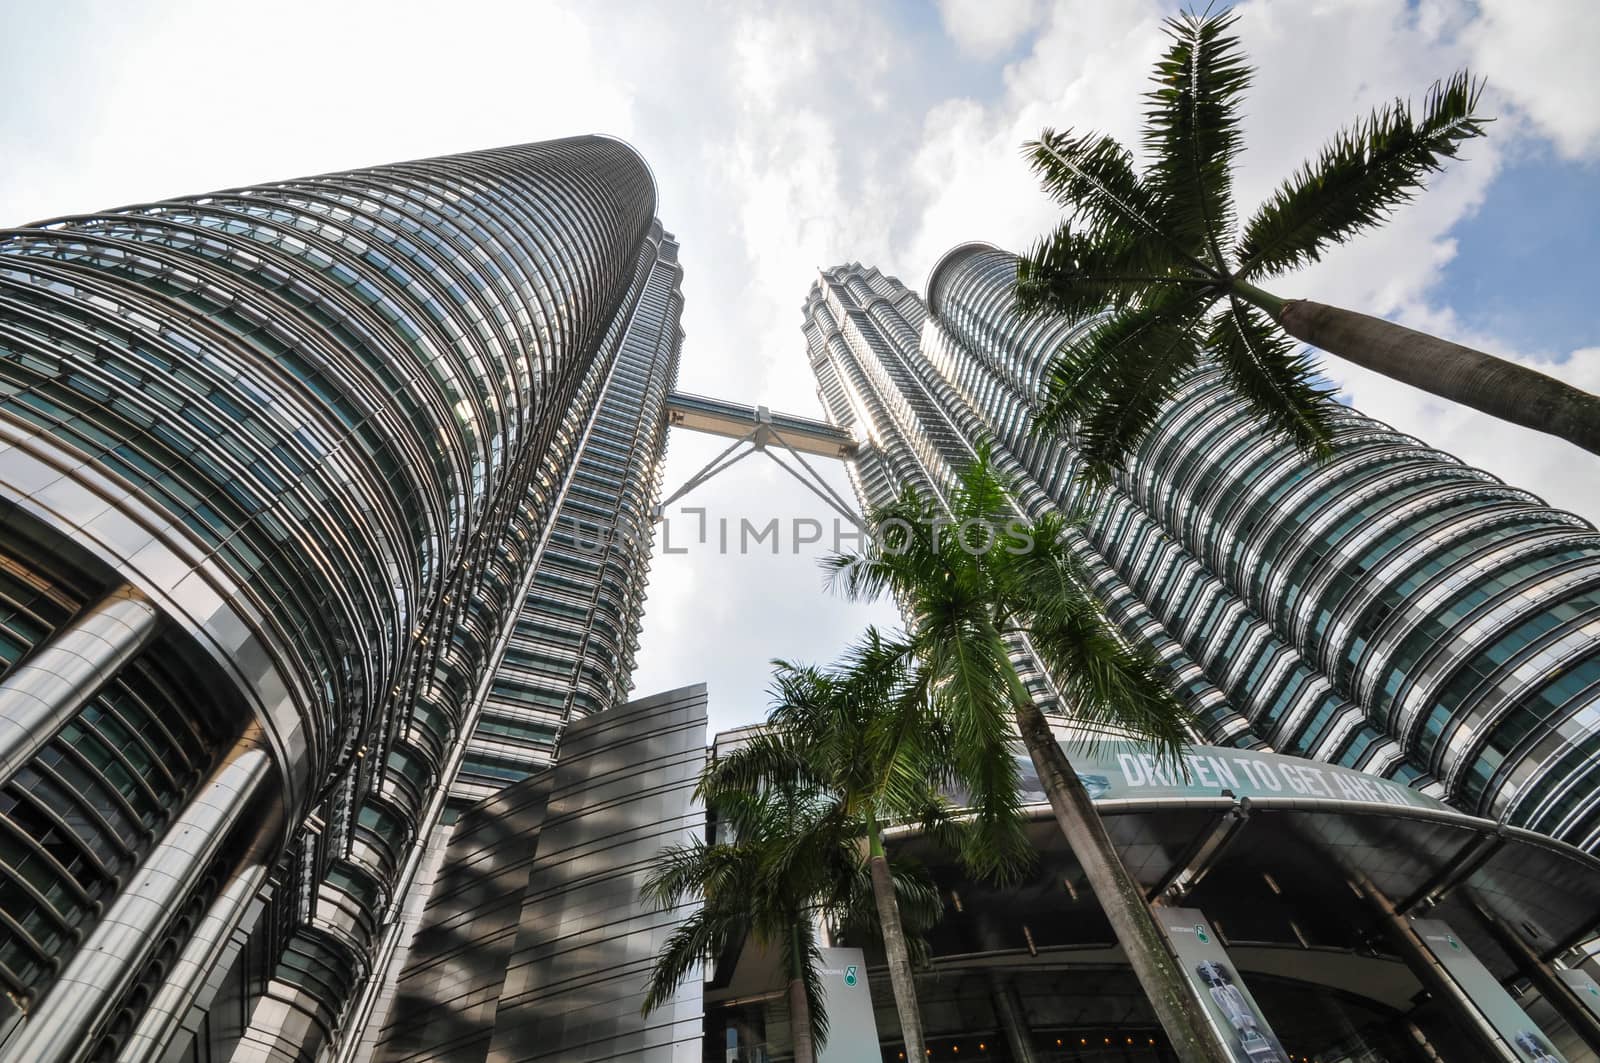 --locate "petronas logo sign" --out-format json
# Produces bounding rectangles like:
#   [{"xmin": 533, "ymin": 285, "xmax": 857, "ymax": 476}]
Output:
[
  {"xmin": 843, "ymin": 965, "xmax": 858, "ymax": 987},
  {"xmin": 1195, "ymin": 924, "xmax": 1209, "ymax": 944}
]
